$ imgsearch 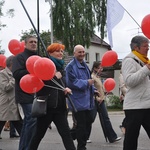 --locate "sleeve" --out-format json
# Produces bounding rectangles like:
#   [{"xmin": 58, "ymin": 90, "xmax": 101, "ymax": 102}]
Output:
[{"xmin": 12, "ymin": 54, "xmax": 29, "ymax": 80}]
